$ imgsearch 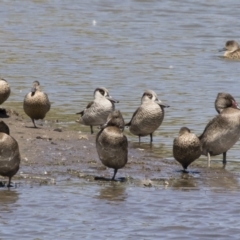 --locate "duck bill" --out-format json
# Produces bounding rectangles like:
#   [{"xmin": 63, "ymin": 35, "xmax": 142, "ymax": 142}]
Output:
[
  {"xmin": 100, "ymin": 118, "xmax": 111, "ymax": 129},
  {"xmin": 106, "ymin": 96, "xmax": 119, "ymax": 103},
  {"xmin": 232, "ymin": 100, "xmax": 240, "ymax": 110},
  {"xmin": 219, "ymin": 48, "xmax": 227, "ymax": 52},
  {"xmin": 156, "ymin": 100, "xmax": 170, "ymax": 108},
  {"xmin": 31, "ymin": 87, "xmax": 37, "ymax": 96}
]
